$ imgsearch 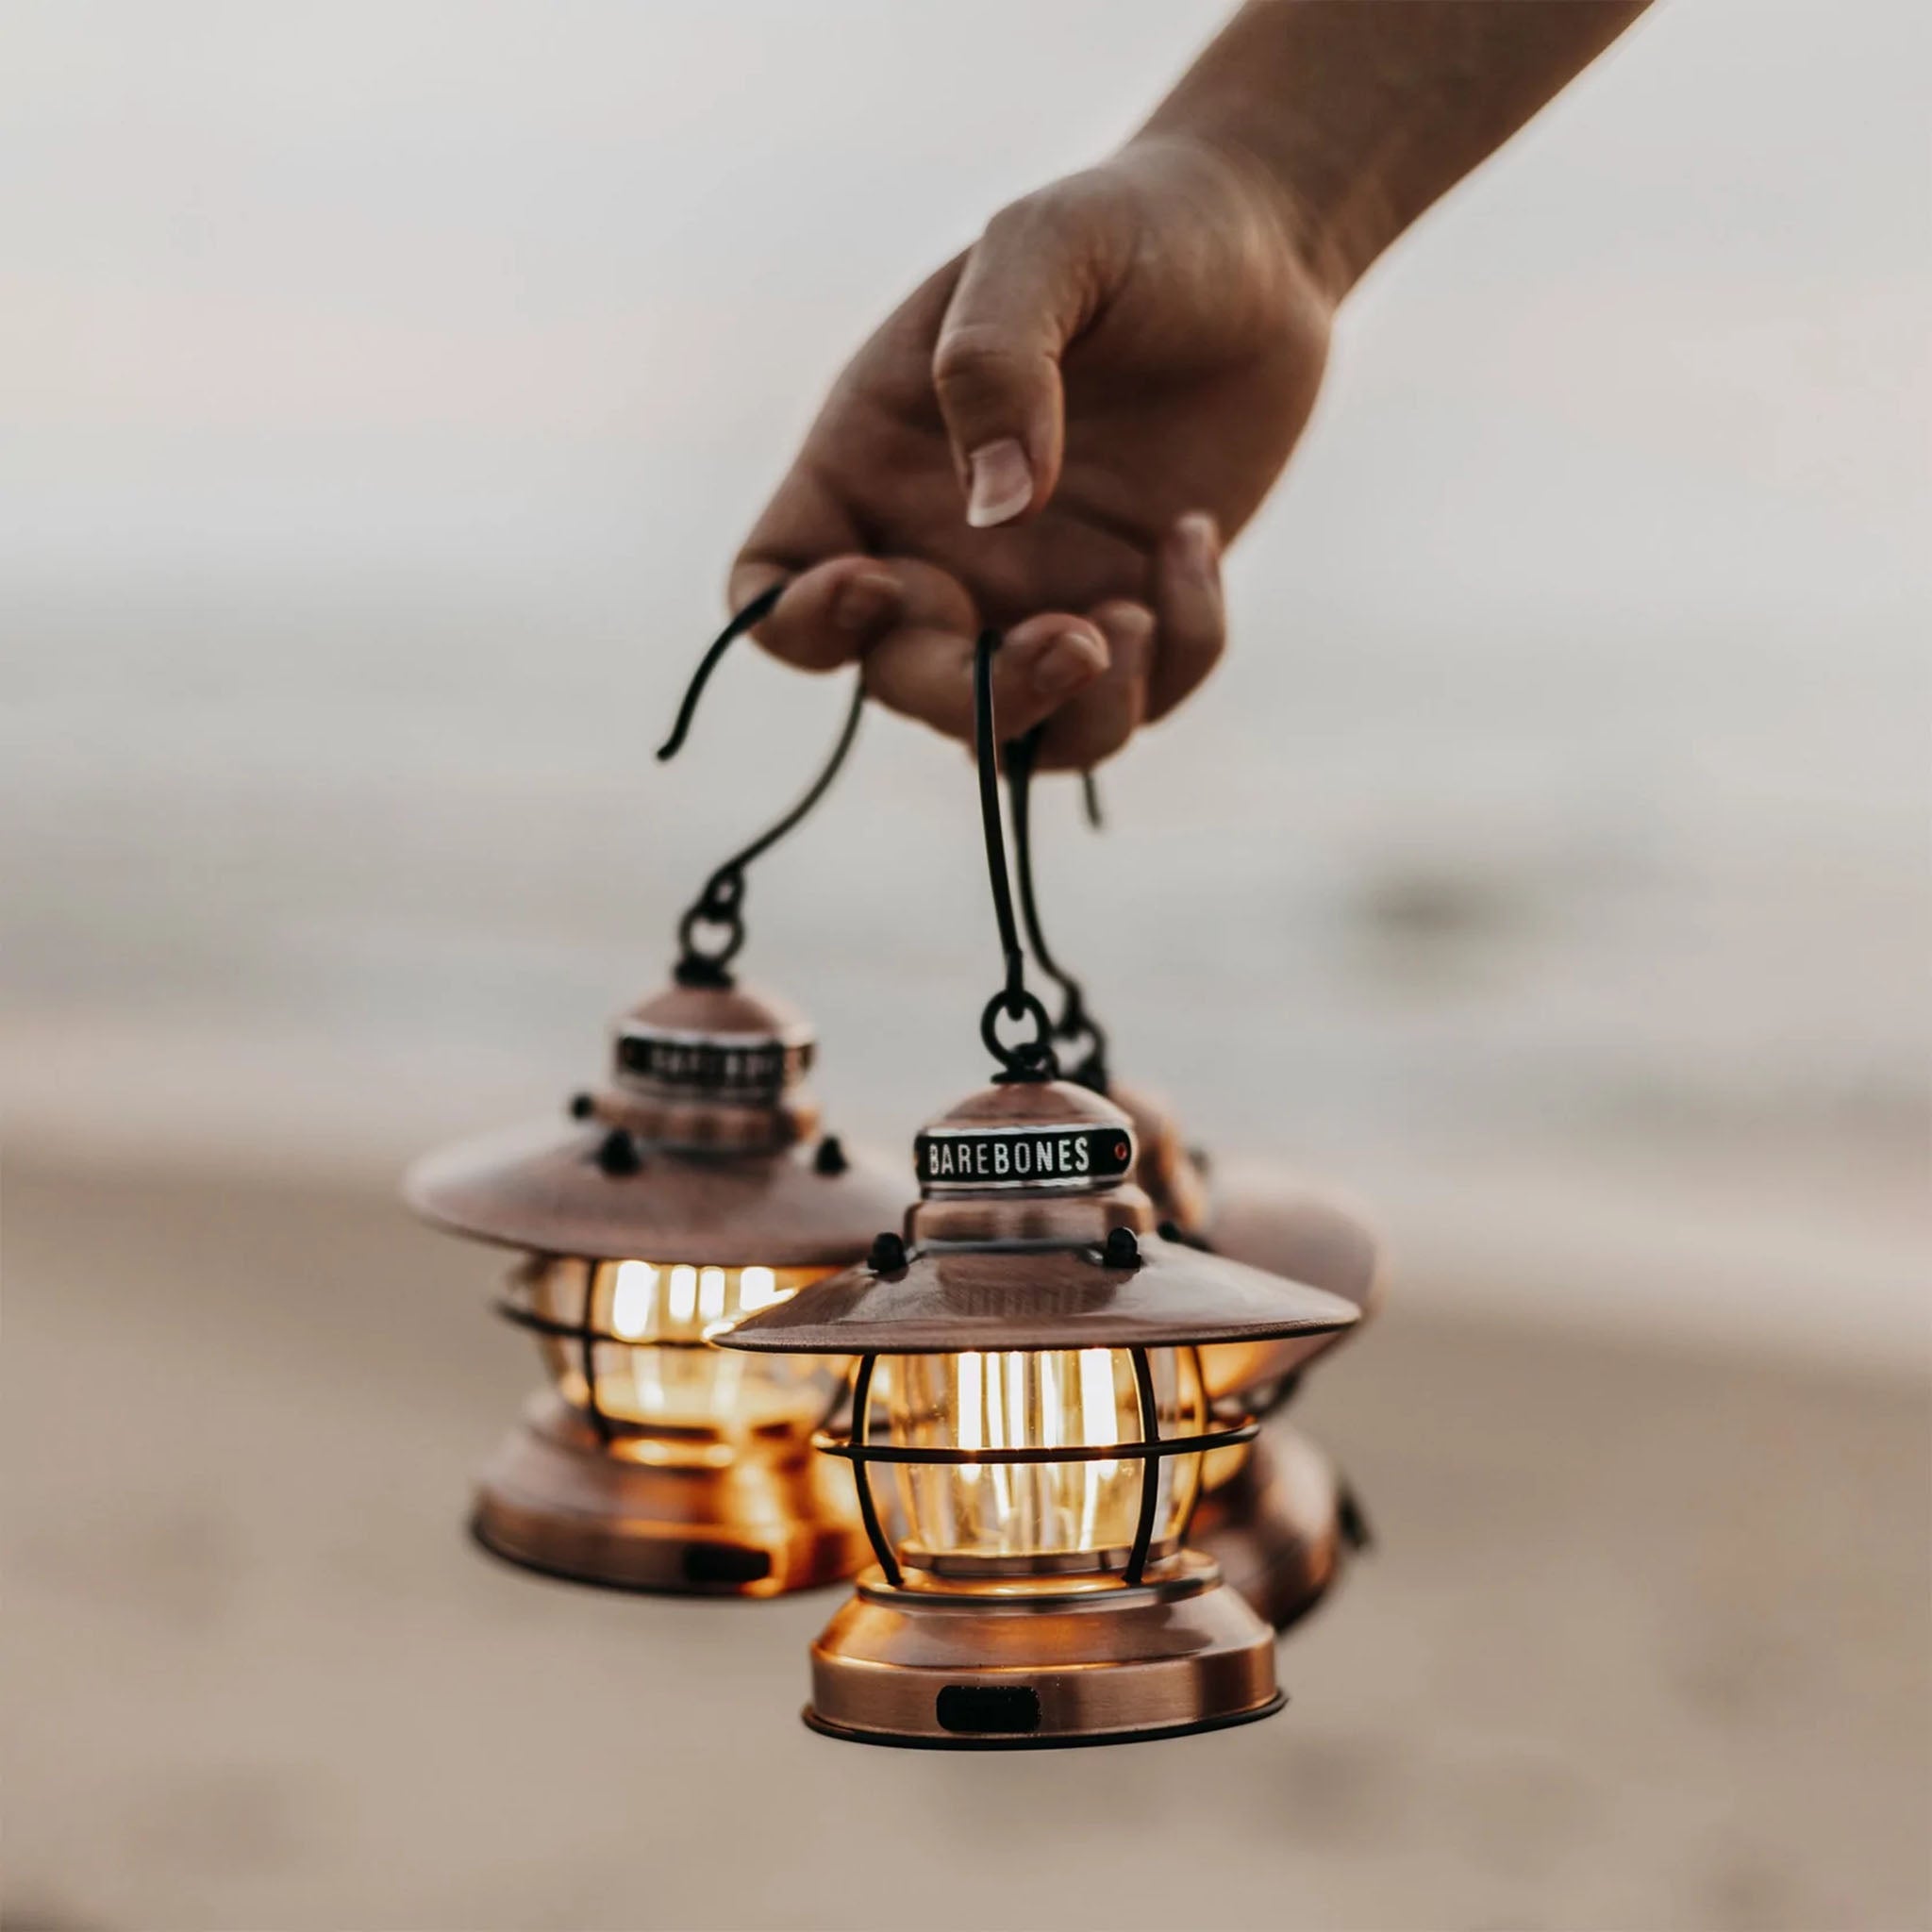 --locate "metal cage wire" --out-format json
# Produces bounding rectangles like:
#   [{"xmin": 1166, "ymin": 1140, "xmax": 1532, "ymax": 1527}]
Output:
[{"xmin": 818, "ymin": 1347, "xmax": 1262, "ymax": 1589}]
